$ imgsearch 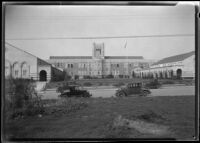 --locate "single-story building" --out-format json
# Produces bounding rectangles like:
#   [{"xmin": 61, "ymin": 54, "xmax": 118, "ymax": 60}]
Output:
[
  {"xmin": 136, "ymin": 51, "xmax": 195, "ymax": 79},
  {"xmin": 5, "ymin": 42, "xmax": 64, "ymax": 82}
]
